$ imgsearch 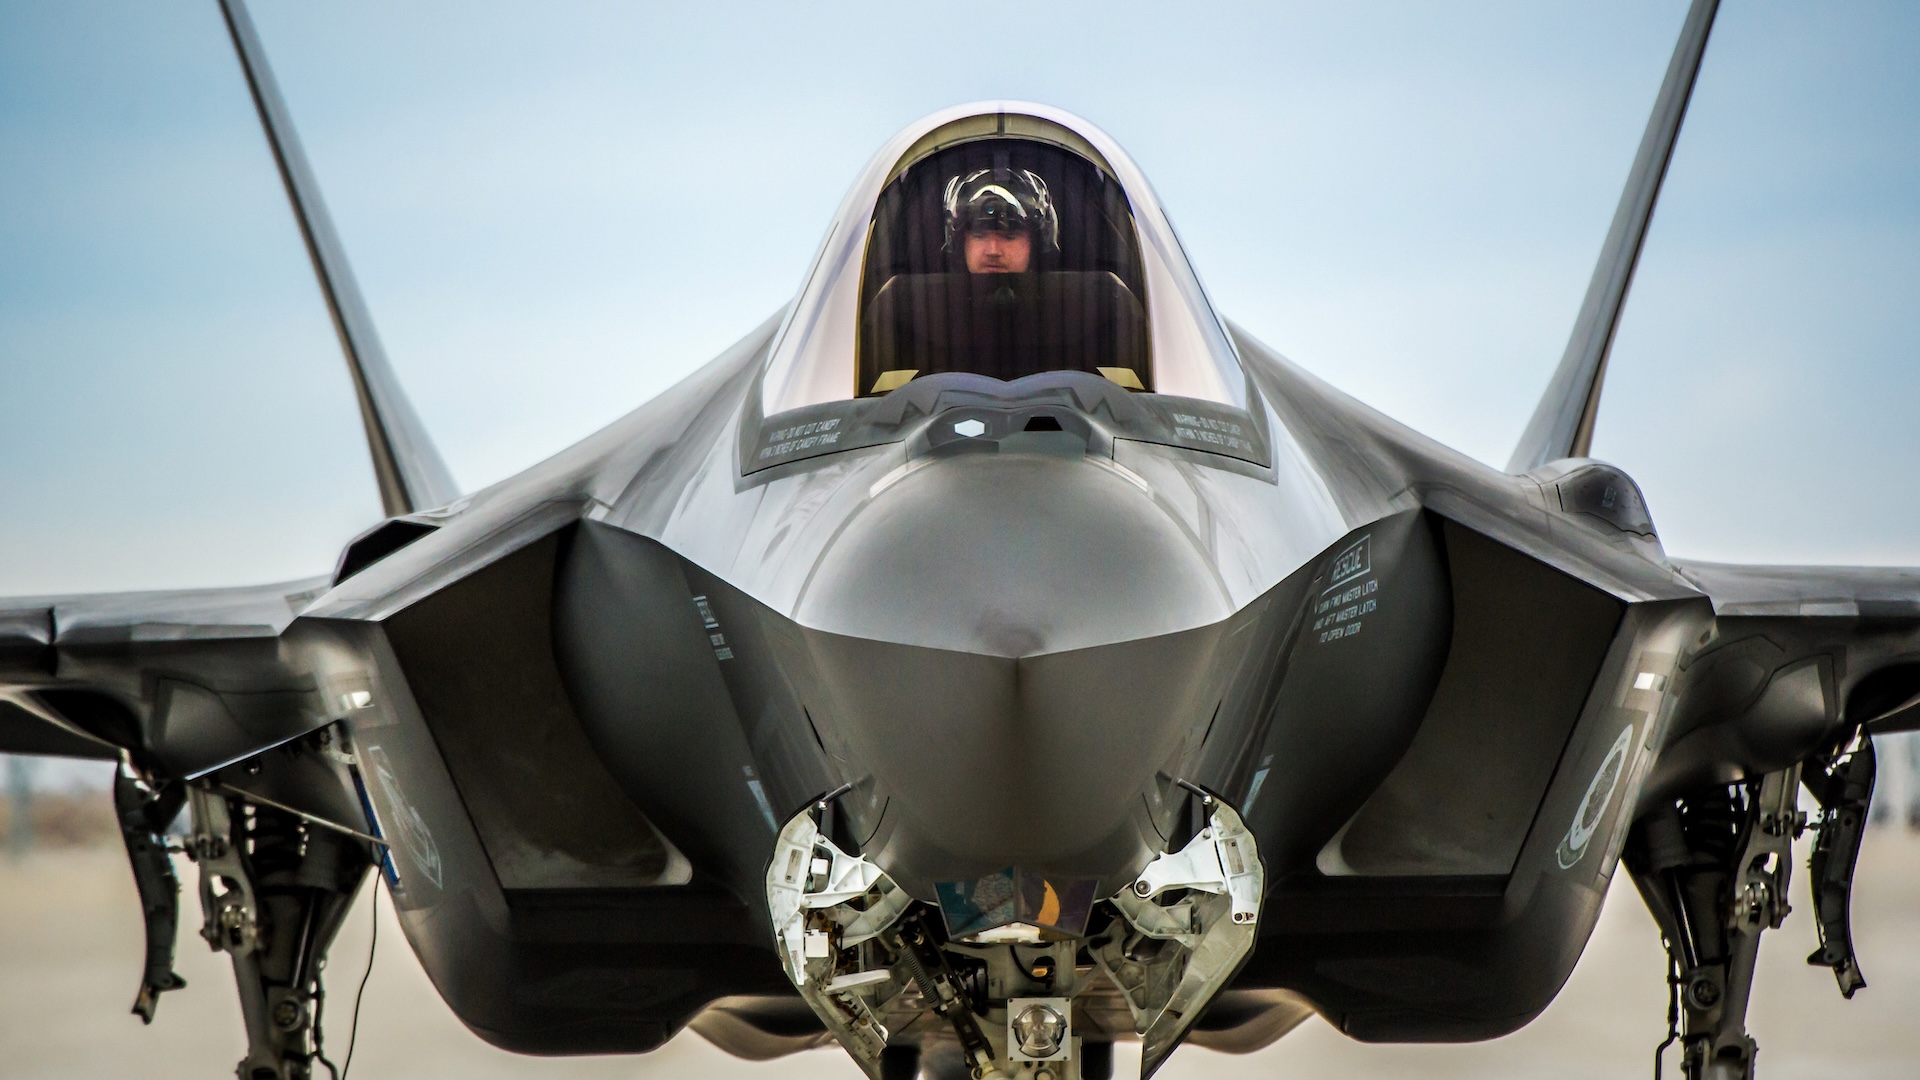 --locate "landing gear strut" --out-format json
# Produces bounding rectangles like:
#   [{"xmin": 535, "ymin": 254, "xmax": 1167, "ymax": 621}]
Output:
[
  {"xmin": 1625, "ymin": 768, "xmax": 1800, "ymax": 1080},
  {"xmin": 188, "ymin": 787, "xmax": 374, "ymax": 1080},
  {"xmin": 1628, "ymin": 726, "xmax": 1881, "ymax": 1080}
]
